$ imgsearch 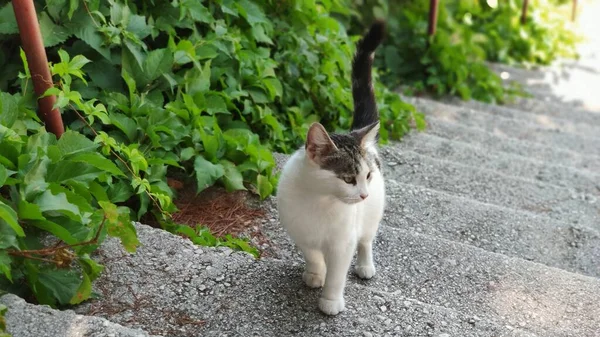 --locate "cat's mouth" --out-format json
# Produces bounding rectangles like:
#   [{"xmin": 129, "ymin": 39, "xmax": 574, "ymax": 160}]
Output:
[{"xmin": 340, "ymin": 197, "xmax": 363, "ymax": 204}]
